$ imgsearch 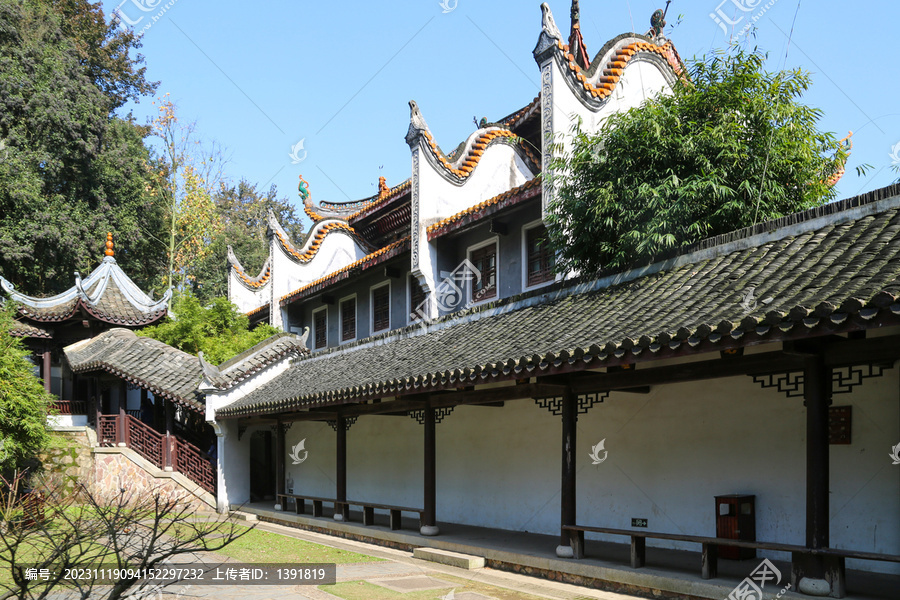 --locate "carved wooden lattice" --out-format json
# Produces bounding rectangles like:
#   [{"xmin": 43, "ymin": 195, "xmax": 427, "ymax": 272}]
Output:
[
  {"xmin": 750, "ymin": 372, "xmax": 805, "ymax": 398},
  {"xmin": 125, "ymin": 416, "xmax": 165, "ymax": 469},
  {"xmin": 98, "ymin": 415, "xmax": 118, "ymax": 447},
  {"xmin": 832, "ymin": 363, "xmax": 892, "ymax": 395},
  {"xmin": 751, "ymin": 363, "xmax": 892, "ymax": 398},
  {"xmin": 534, "ymin": 392, "xmax": 609, "ymax": 418},
  {"xmin": 408, "ymin": 407, "xmax": 455, "ymax": 425},
  {"xmin": 174, "ymin": 438, "xmax": 215, "ymax": 493},
  {"xmin": 326, "ymin": 417, "xmax": 358, "ymax": 432}
]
